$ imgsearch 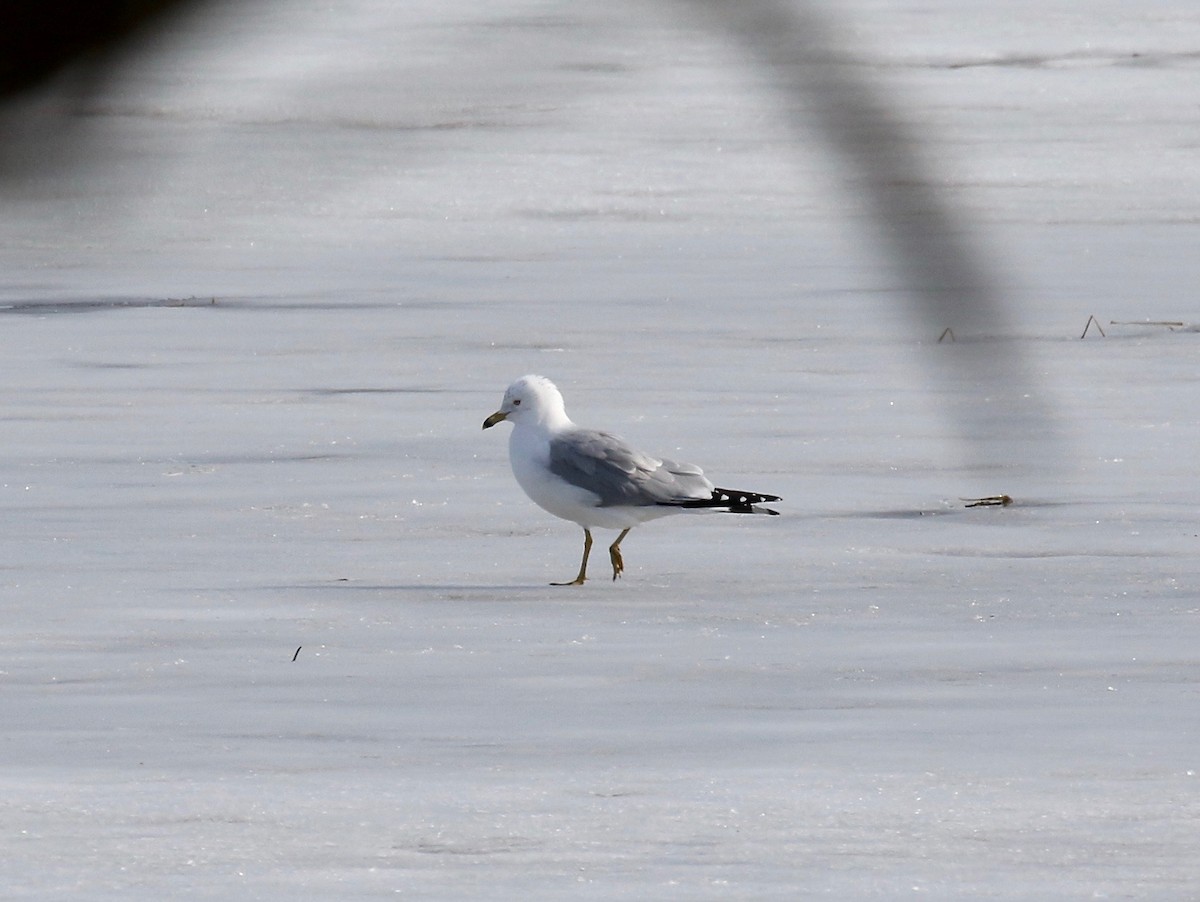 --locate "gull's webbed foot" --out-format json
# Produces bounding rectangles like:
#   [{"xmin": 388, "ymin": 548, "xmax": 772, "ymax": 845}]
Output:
[
  {"xmin": 609, "ymin": 547, "xmax": 623, "ymax": 581},
  {"xmin": 552, "ymin": 529, "xmax": 592, "ymax": 587},
  {"xmin": 608, "ymin": 528, "xmax": 630, "ymax": 582}
]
